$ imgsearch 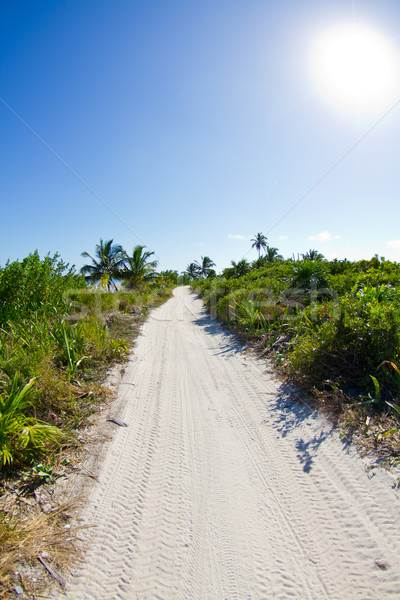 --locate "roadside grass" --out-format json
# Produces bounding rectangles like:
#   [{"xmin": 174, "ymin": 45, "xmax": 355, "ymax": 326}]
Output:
[{"xmin": 0, "ymin": 254, "xmax": 174, "ymax": 598}]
